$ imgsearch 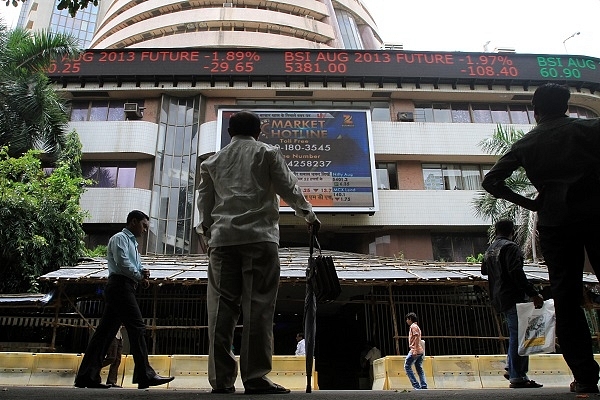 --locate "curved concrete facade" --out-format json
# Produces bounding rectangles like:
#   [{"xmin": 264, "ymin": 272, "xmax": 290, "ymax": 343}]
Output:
[{"xmin": 90, "ymin": 0, "xmax": 382, "ymax": 49}]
